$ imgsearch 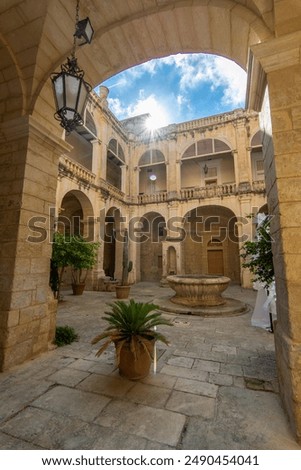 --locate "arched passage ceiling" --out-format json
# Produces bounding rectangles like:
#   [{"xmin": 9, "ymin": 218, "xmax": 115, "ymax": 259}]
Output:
[{"xmin": 0, "ymin": 0, "xmax": 278, "ymax": 122}]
